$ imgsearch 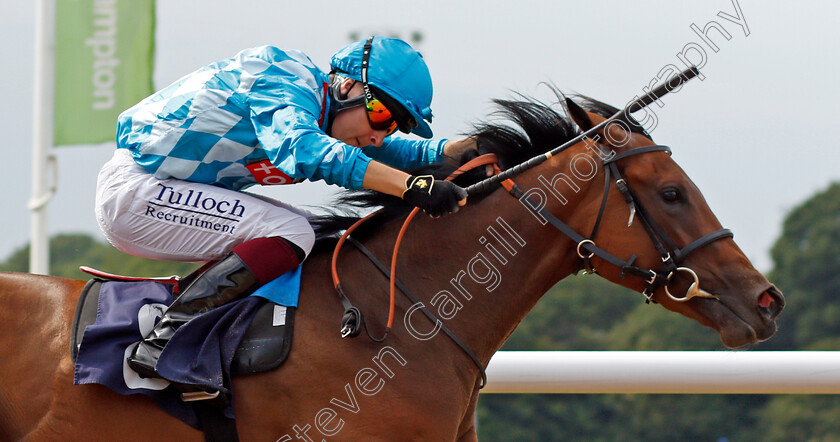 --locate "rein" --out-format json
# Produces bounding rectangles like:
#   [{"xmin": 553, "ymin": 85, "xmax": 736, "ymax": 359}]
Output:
[
  {"xmin": 329, "ymin": 64, "xmax": 725, "ymax": 390},
  {"xmin": 331, "ymin": 154, "xmax": 505, "ymax": 388},
  {"xmin": 460, "ymin": 64, "xmax": 731, "ymax": 303}
]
